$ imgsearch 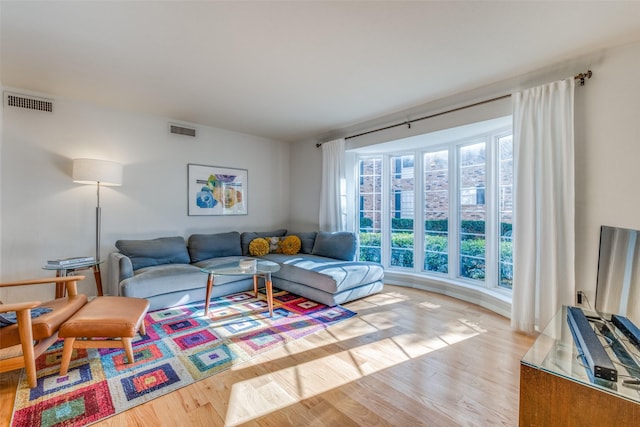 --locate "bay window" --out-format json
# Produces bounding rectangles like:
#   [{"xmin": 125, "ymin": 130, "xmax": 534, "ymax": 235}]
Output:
[{"xmin": 357, "ymin": 118, "xmax": 513, "ymax": 293}]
